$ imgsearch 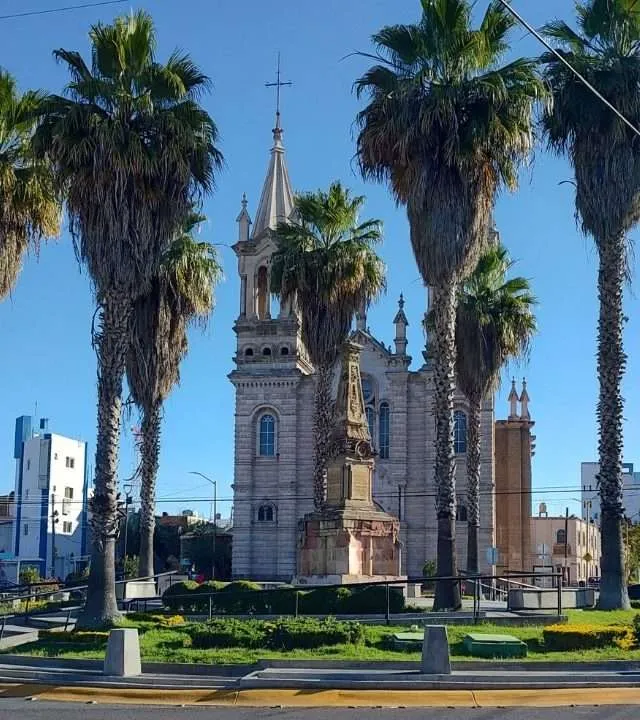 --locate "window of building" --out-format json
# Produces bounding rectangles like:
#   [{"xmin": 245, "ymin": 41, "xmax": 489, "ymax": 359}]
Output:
[
  {"xmin": 361, "ymin": 375, "xmax": 374, "ymax": 403},
  {"xmin": 257, "ymin": 266, "xmax": 269, "ymax": 319},
  {"xmin": 65, "ymin": 457, "xmax": 75, "ymax": 469},
  {"xmin": 280, "ymin": 346, "xmax": 289, "ymax": 356},
  {"xmin": 26, "ymin": 459, "xmax": 31, "ymax": 471},
  {"xmin": 454, "ymin": 411, "xmax": 467, "ymax": 454},
  {"xmin": 62, "ymin": 521, "xmax": 72, "ymax": 534},
  {"xmin": 456, "ymin": 505, "xmax": 468, "ymax": 522},
  {"xmin": 365, "ymin": 406, "xmax": 375, "ymax": 443},
  {"xmin": 258, "ymin": 414, "xmax": 276, "ymax": 456},
  {"xmin": 245, "ymin": 348, "xmax": 254, "ymax": 357},
  {"xmin": 262, "ymin": 346, "xmax": 272, "ymax": 356},
  {"xmin": 257, "ymin": 504, "xmax": 275, "ymax": 522},
  {"xmin": 379, "ymin": 402, "xmax": 390, "ymax": 459},
  {"xmin": 23, "ymin": 524, "xmax": 28, "ymax": 536},
  {"xmin": 556, "ymin": 528, "xmax": 566, "ymax": 544}
]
